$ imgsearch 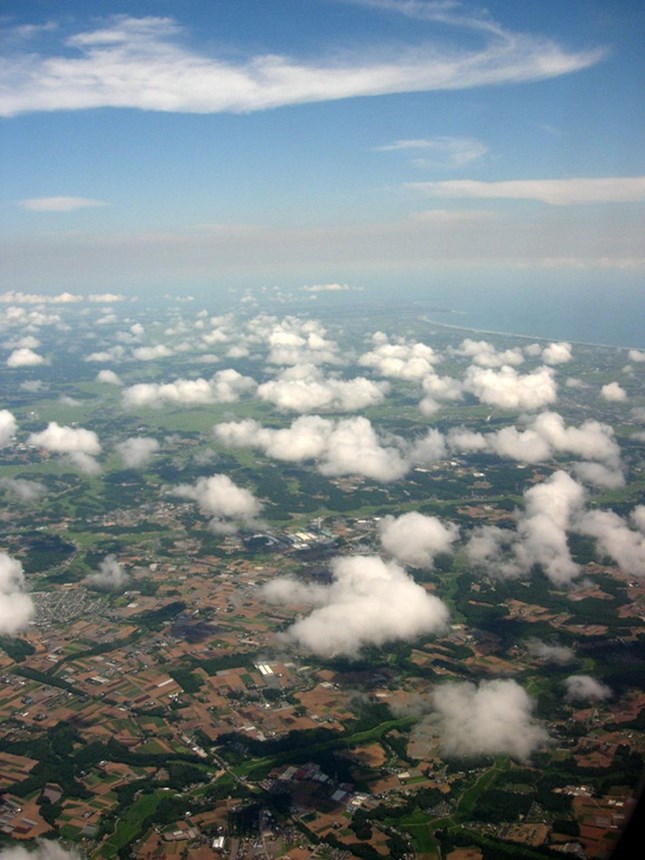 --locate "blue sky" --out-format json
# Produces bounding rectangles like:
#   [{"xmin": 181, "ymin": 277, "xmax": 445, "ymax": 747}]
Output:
[{"xmin": 1, "ymin": 0, "xmax": 644, "ymax": 296}]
